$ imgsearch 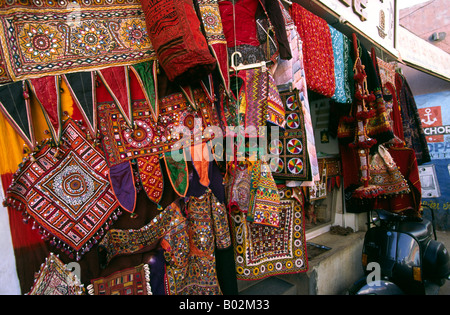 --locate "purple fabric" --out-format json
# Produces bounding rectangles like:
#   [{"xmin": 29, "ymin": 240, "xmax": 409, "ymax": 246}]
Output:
[{"xmin": 109, "ymin": 161, "xmax": 137, "ymax": 213}]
